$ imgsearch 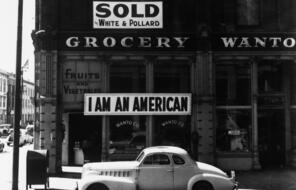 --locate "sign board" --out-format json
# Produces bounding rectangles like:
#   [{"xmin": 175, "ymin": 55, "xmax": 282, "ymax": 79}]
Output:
[
  {"xmin": 212, "ymin": 33, "xmax": 296, "ymax": 51},
  {"xmin": 59, "ymin": 32, "xmax": 194, "ymax": 51},
  {"xmin": 93, "ymin": 1, "xmax": 163, "ymax": 29},
  {"xmin": 63, "ymin": 61, "xmax": 102, "ymax": 103},
  {"xmin": 84, "ymin": 93, "xmax": 191, "ymax": 115}
]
